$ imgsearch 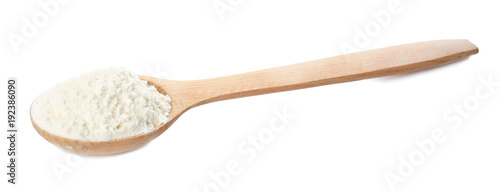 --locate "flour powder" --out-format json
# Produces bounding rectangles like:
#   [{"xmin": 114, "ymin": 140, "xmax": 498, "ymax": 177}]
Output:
[{"xmin": 31, "ymin": 68, "xmax": 172, "ymax": 141}]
